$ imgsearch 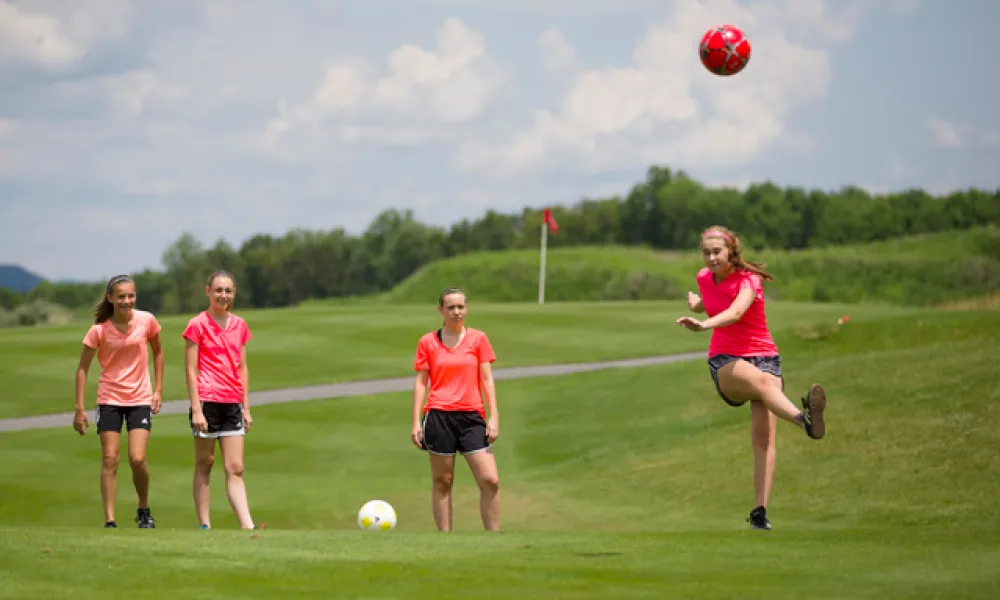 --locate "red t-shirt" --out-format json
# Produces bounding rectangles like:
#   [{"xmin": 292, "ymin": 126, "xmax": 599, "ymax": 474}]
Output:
[
  {"xmin": 182, "ymin": 311, "xmax": 253, "ymax": 404},
  {"xmin": 413, "ymin": 327, "xmax": 496, "ymax": 418},
  {"xmin": 696, "ymin": 267, "xmax": 778, "ymax": 357}
]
